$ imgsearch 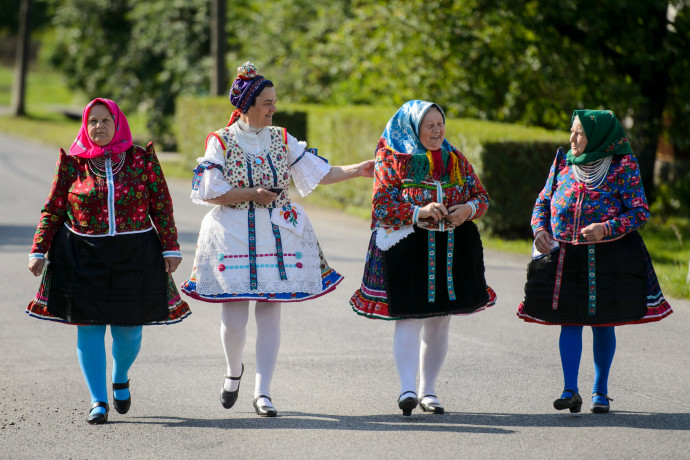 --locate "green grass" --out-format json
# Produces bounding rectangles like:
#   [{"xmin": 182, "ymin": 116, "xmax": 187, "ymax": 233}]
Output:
[
  {"xmin": 0, "ymin": 65, "xmax": 77, "ymax": 107},
  {"xmin": 639, "ymin": 216, "xmax": 690, "ymax": 299}
]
